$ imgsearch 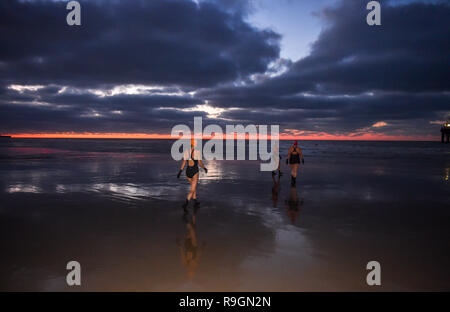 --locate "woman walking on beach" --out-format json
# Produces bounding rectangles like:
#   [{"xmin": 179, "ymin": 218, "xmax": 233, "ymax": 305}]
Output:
[
  {"xmin": 286, "ymin": 140, "xmax": 304, "ymax": 186},
  {"xmin": 177, "ymin": 138, "xmax": 208, "ymax": 208}
]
